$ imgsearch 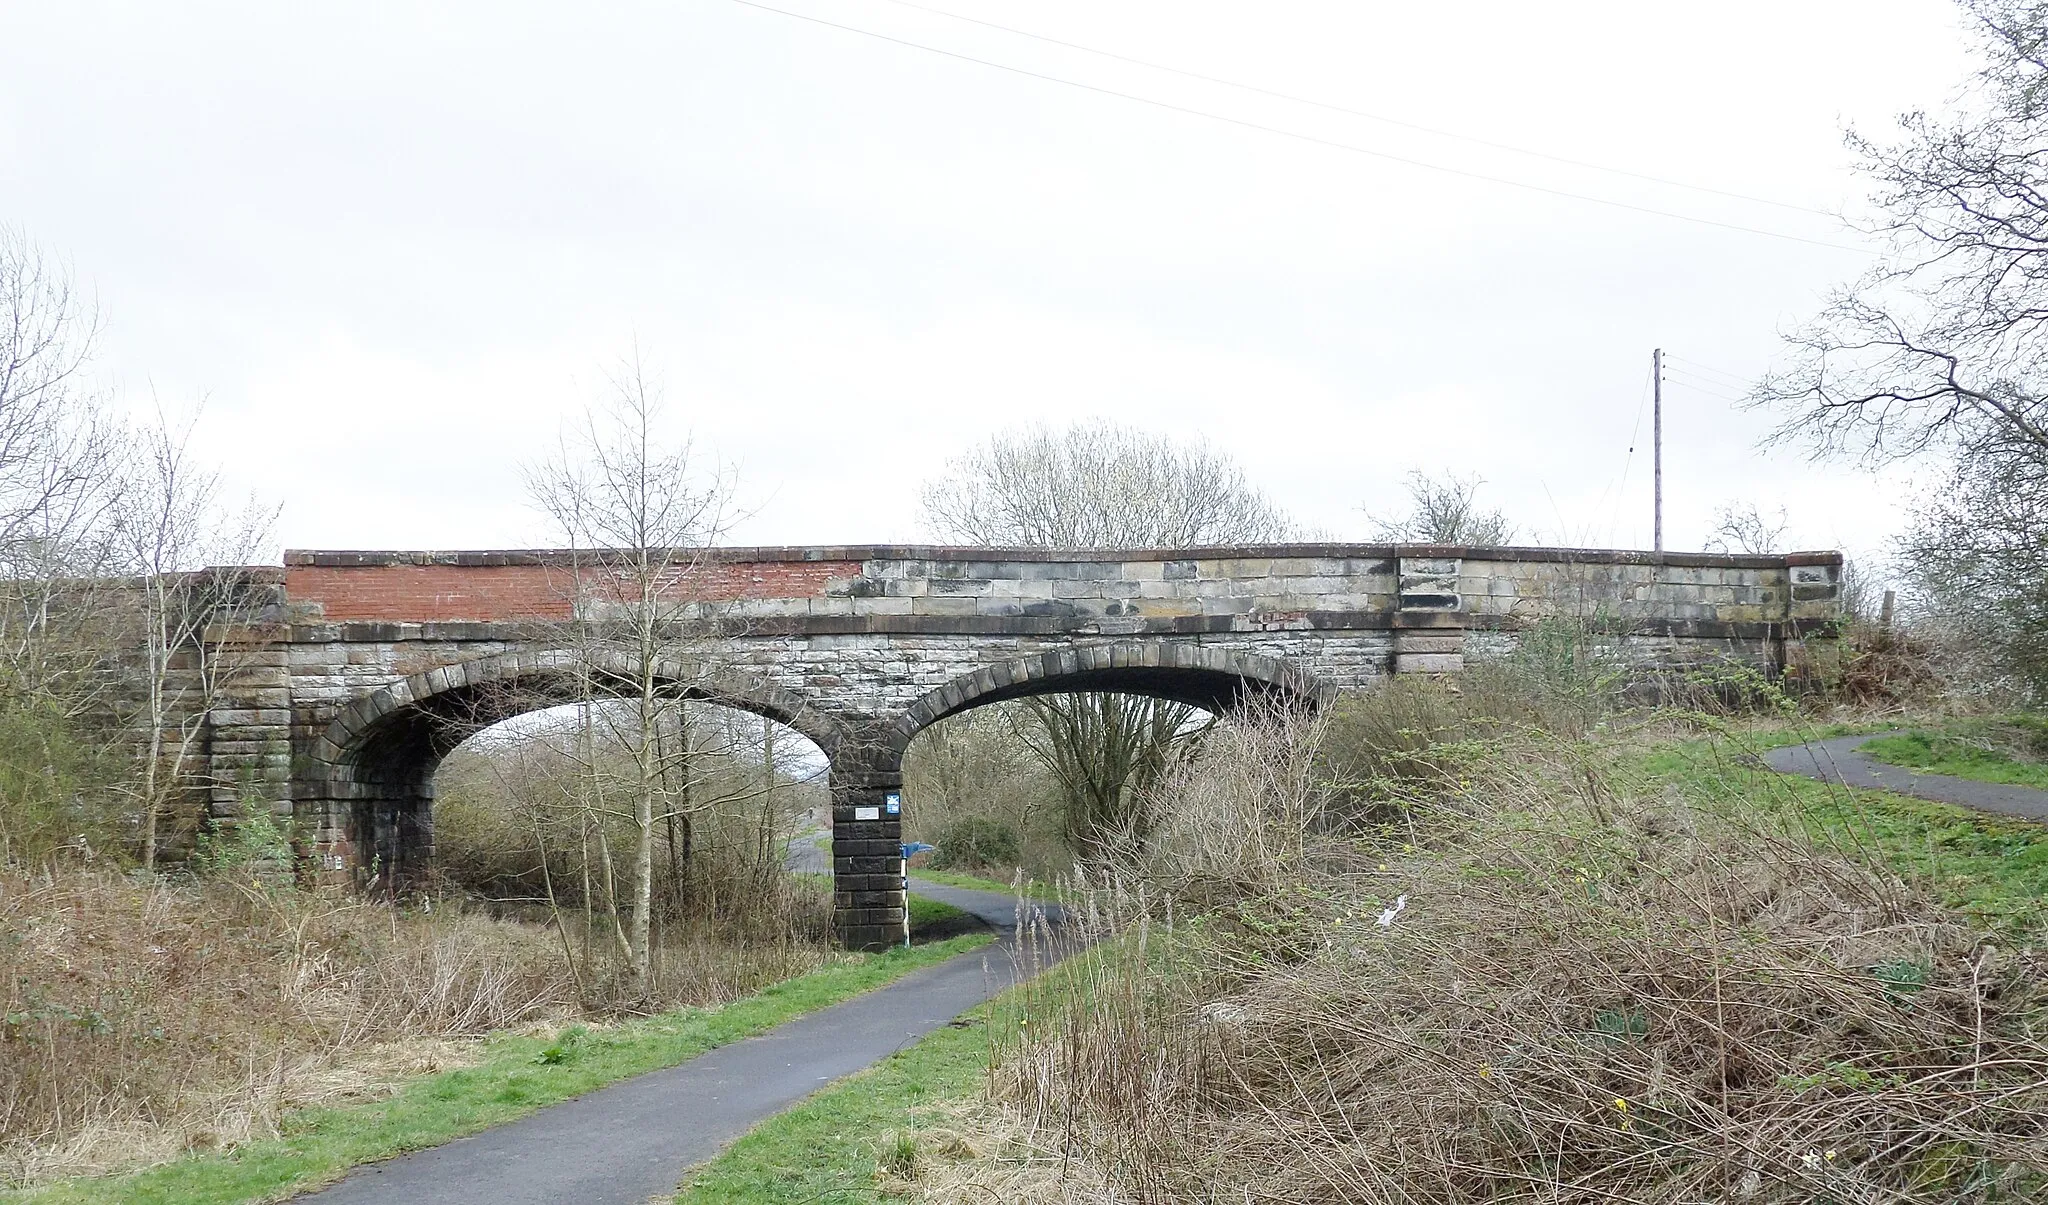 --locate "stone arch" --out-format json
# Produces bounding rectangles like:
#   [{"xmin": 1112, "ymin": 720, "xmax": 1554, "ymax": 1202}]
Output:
[
  {"xmin": 310, "ymin": 648, "xmax": 841, "ymax": 888},
  {"xmin": 889, "ymin": 641, "xmax": 1333, "ymax": 757},
  {"xmin": 822, "ymin": 641, "xmax": 1332, "ymax": 950}
]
